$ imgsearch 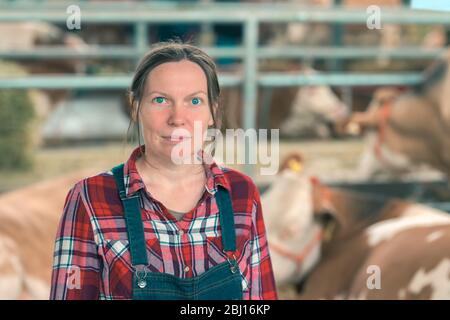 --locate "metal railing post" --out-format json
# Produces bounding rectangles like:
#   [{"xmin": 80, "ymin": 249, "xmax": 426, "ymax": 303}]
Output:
[
  {"xmin": 134, "ymin": 22, "xmax": 148, "ymax": 66},
  {"xmin": 243, "ymin": 17, "xmax": 258, "ymax": 178}
]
